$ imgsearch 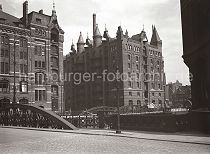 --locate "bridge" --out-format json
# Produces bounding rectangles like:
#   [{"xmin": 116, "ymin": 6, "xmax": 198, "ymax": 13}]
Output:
[{"xmin": 0, "ymin": 103, "xmax": 77, "ymax": 130}]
